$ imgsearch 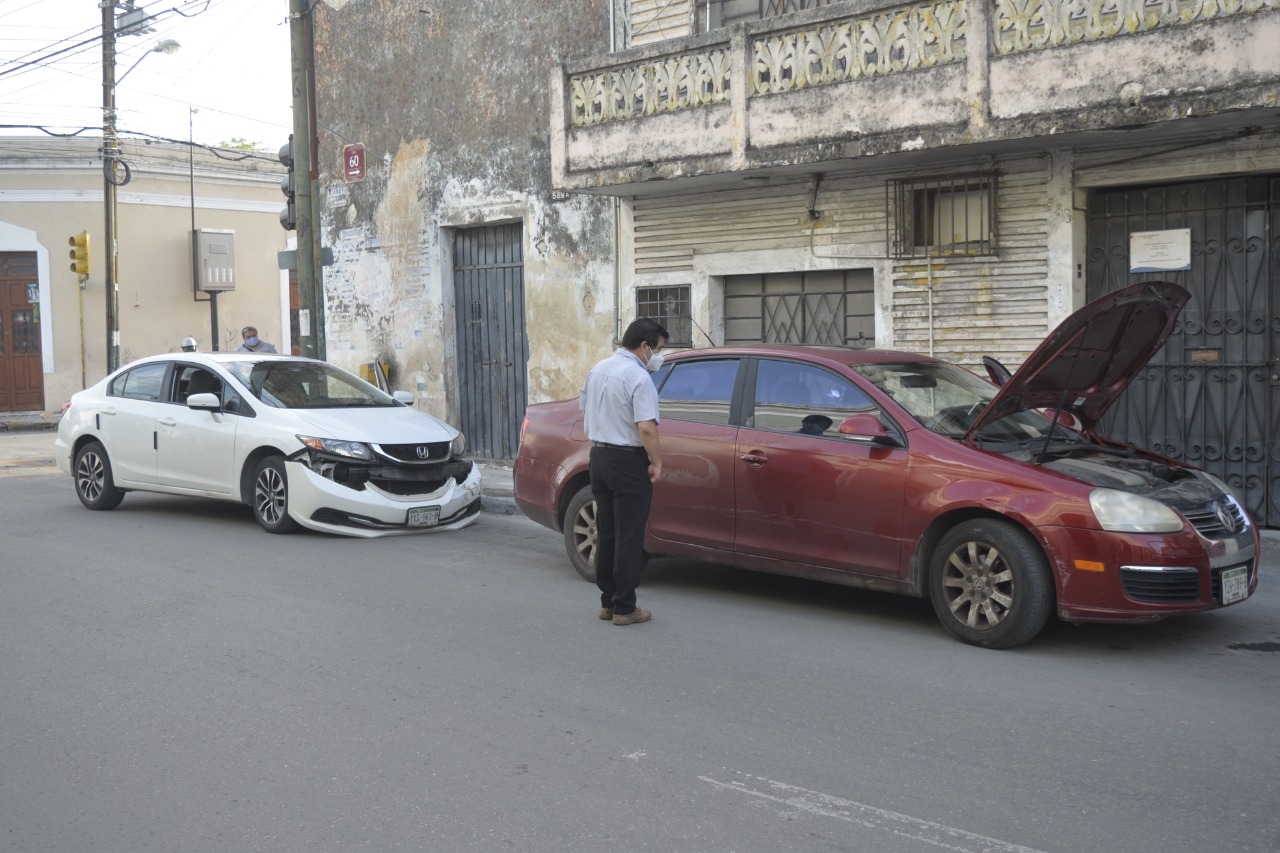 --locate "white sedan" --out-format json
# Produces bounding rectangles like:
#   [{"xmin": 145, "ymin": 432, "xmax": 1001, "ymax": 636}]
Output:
[{"xmin": 55, "ymin": 353, "xmax": 483, "ymax": 536}]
